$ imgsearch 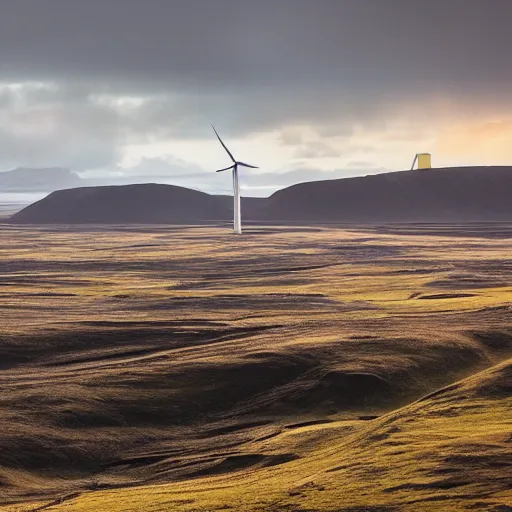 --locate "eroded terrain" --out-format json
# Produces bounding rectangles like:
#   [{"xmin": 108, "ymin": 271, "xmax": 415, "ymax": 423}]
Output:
[{"xmin": 0, "ymin": 224, "xmax": 511, "ymax": 511}]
